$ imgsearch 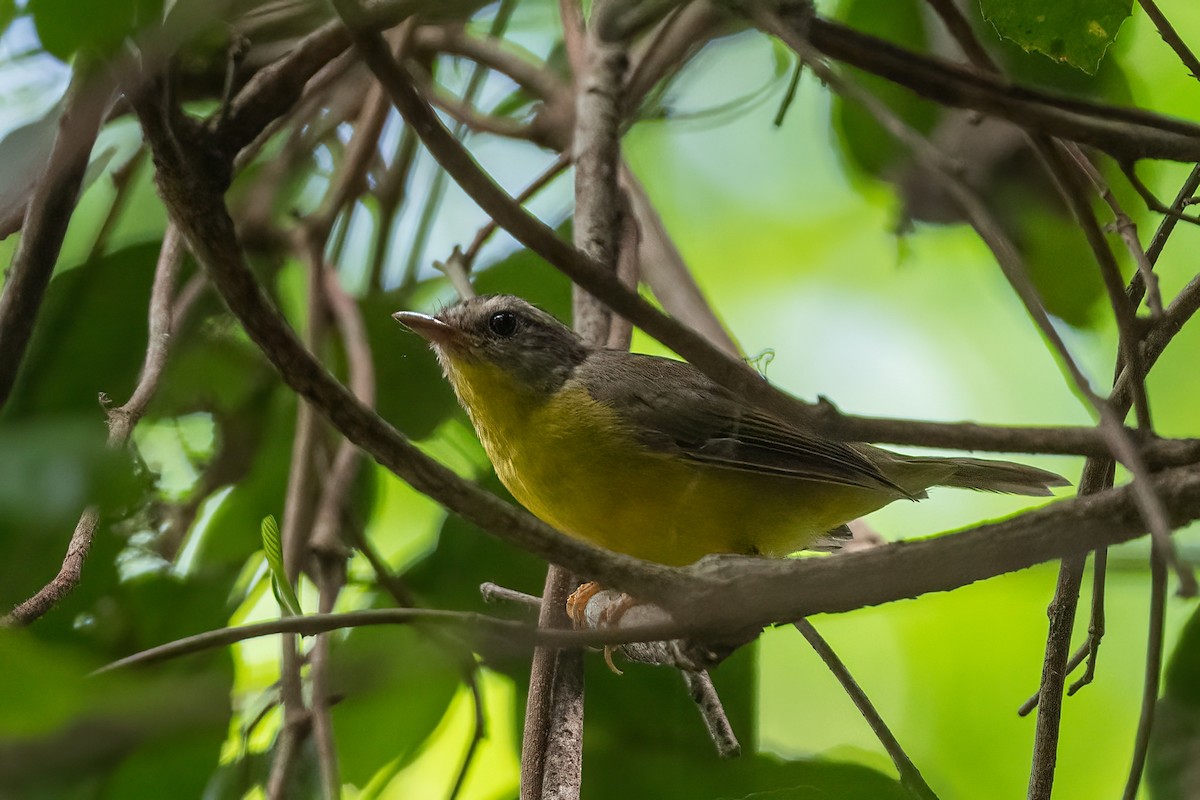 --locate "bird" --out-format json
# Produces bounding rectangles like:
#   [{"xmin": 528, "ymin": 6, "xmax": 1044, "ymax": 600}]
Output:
[{"xmin": 393, "ymin": 294, "xmax": 1068, "ymax": 568}]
